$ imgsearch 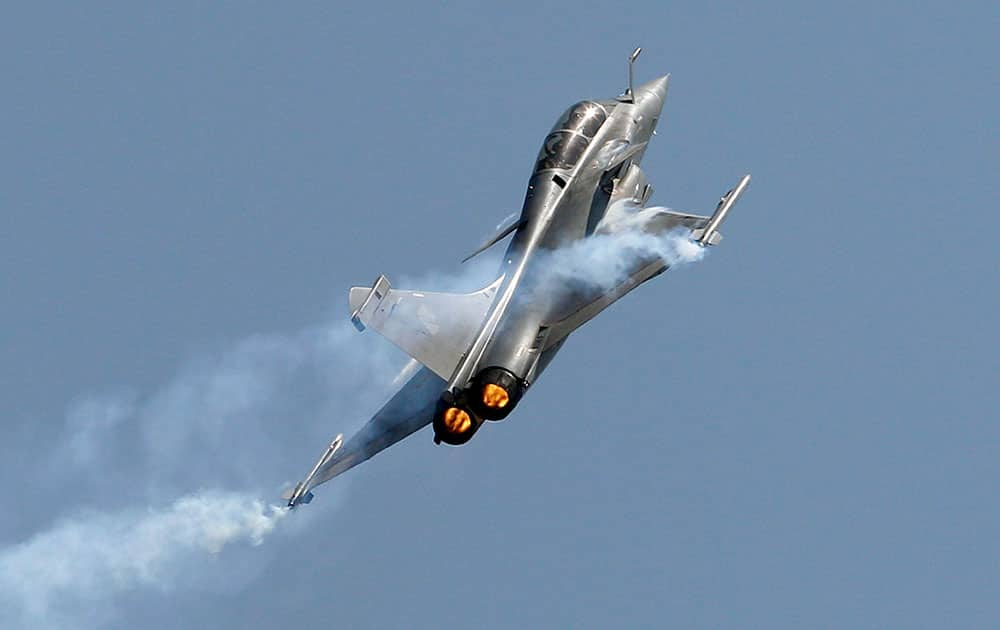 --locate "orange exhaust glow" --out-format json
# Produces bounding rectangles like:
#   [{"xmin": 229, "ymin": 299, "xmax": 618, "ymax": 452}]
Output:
[
  {"xmin": 442, "ymin": 407, "xmax": 472, "ymax": 433},
  {"xmin": 481, "ymin": 384, "xmax": 510, "ymax": 409}
]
